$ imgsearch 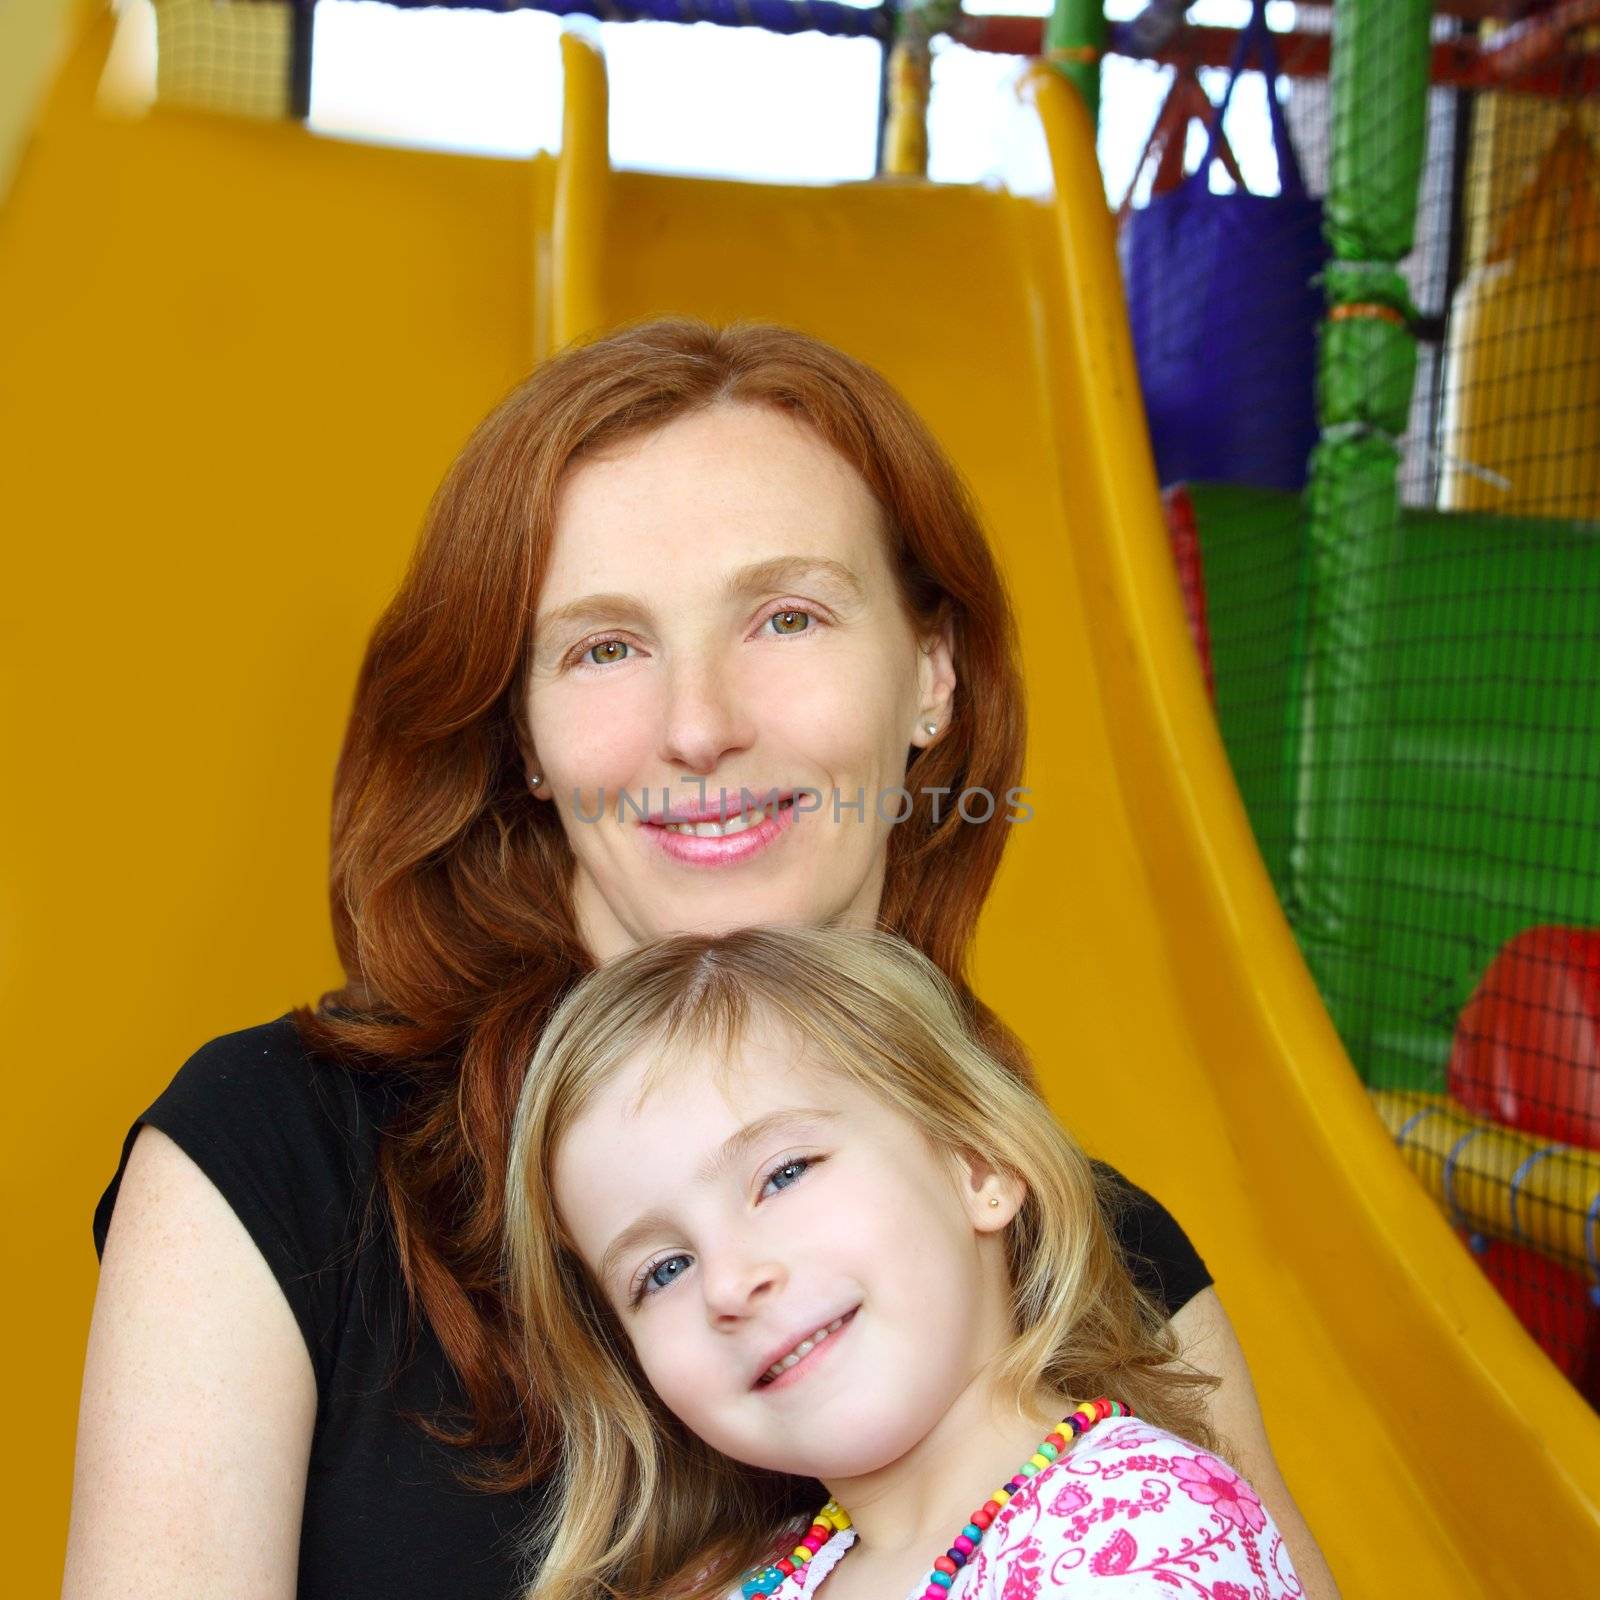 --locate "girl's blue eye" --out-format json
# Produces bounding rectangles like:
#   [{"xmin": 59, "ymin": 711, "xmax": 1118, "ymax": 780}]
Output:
[
  {"xmin": 628, "ymin": 1156, "xmax": 820, "ymax": 1306},
  {"xmin": 761, "ymin": 1157, "xmax": 811, "ymax": 1197},
  {"xmin": 640, "ymin": 1254, "xmax": 690, "ymax": 1298}
]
